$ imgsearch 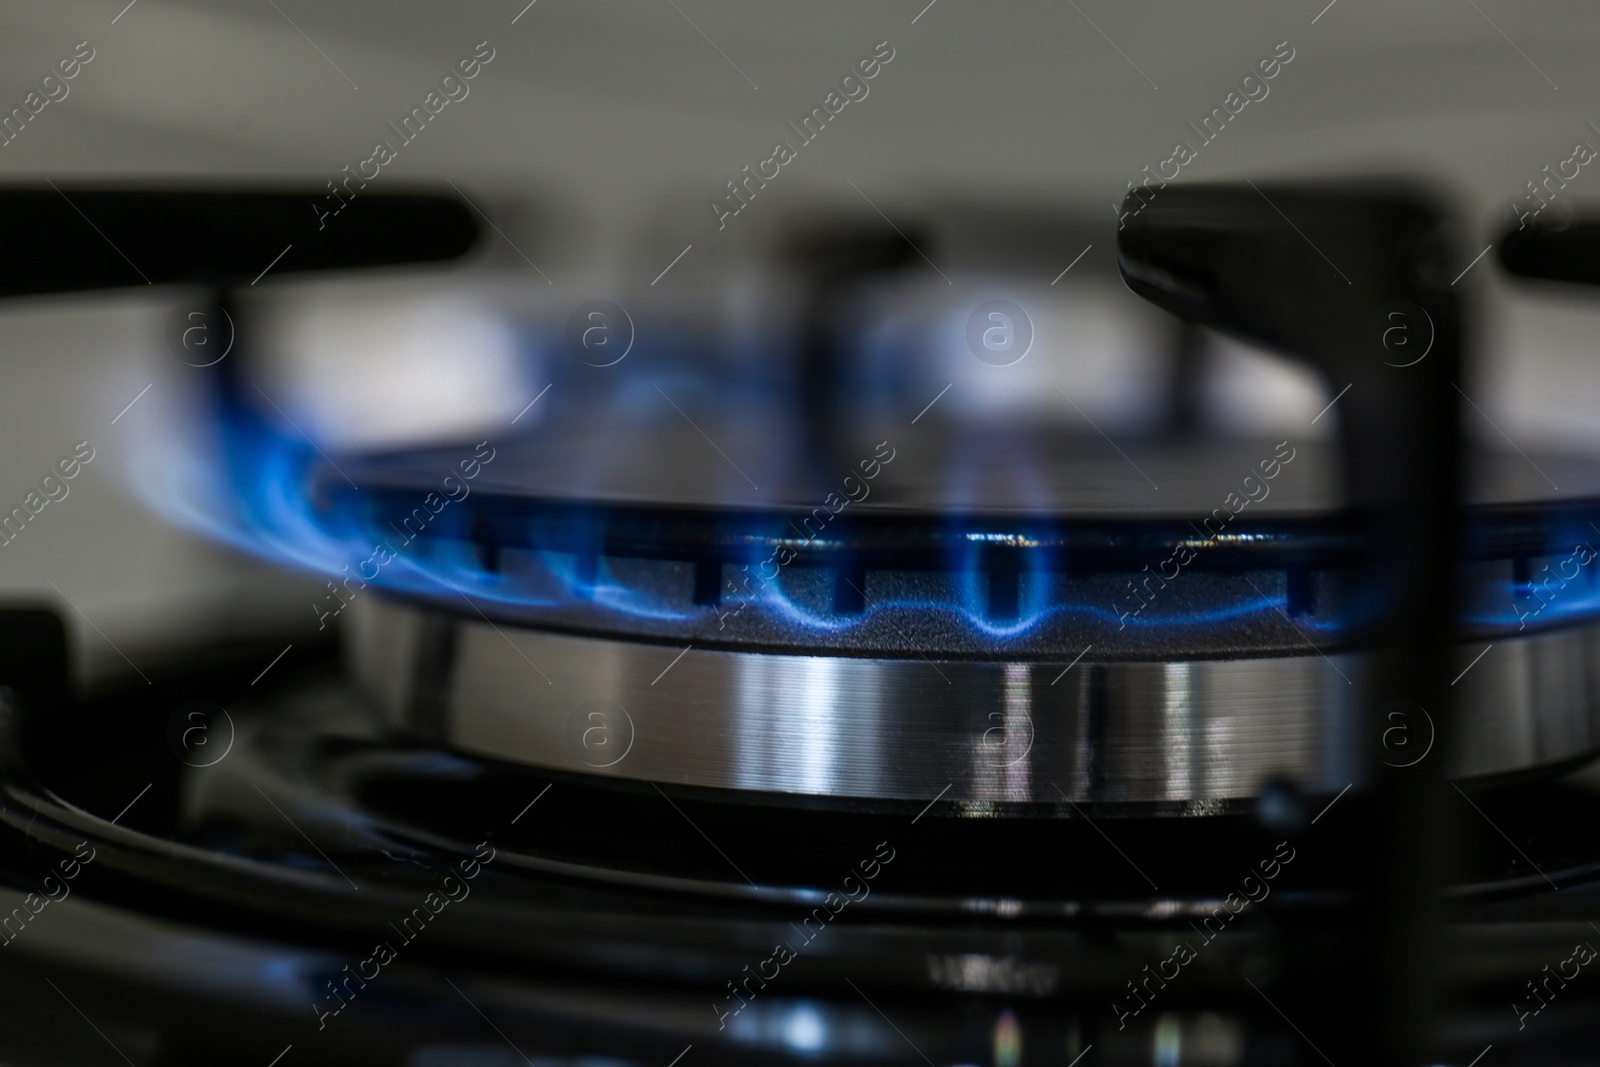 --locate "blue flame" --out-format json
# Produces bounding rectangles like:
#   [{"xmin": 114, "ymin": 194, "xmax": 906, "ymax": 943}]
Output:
[{"xmin": 130, "ymin": 393, "xmax": 1600, "ymax": 647}]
